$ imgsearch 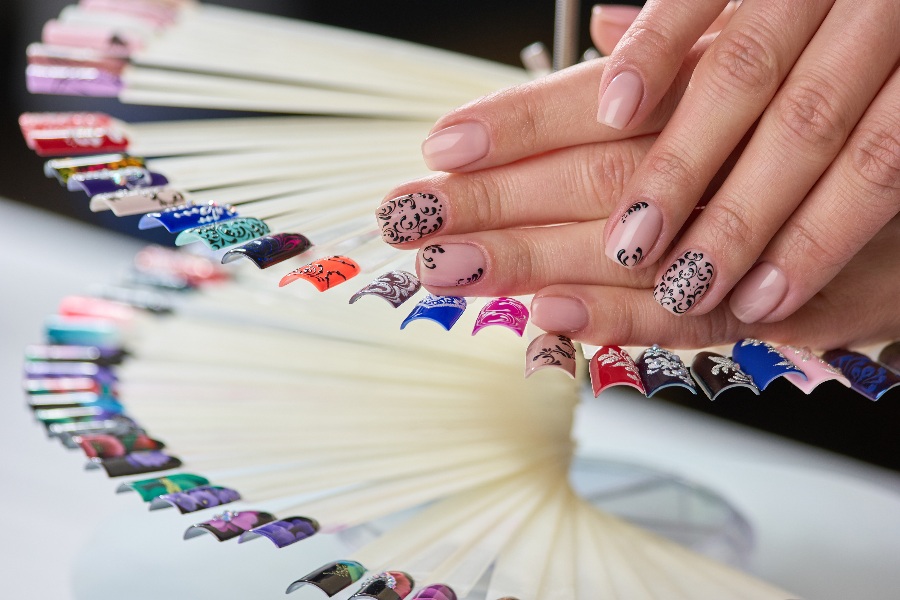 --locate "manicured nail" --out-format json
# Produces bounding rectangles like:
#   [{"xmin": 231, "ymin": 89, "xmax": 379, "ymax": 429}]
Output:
[
  {"xmin": 654, "ymin": 250, "xmax": 715, "ymax": 315},
  {"xmin": 349, "ymin": 270, "xmax": 421, "ymax": 308},
  {"xmin": 879, "ymin": 342, "xmax": 900, "ymax": 373},
  {"xmin": 525, "ymin": 333, "xmax": 577, "ymax": 379},
  {"xmin": 729, "ymin": 262, "xmax": 788, "ymax": 323},
  {"xmin": 184, "ymin": 510, "xmax": 276, "ymax": 542},
  {"xmin": 636, "ymin": 344, "xmax": 696, "ymax": 396},
  {"xmin": 279, "ymin": 256, "xmax": 360, "ymax": 291},
  {"xmin": 93, "ymin": 450, "xmax": 182, "ymax": 477},
  {"xmin": 410, "ymin": 584, "xmax": 457, "ymax": 600},
  {"xmin": 605, "ymin": 201, "xmax": 662, "ymax": 267},
  {"xmin": 418, "ymin": 244, "xmax": 485, "ymax": 287},
  {"xmin": 151, "ymin": 486, "xmax": 241, "ymax": 513},
  {"xmin": 588, "ymin": 345, "xmax": 645, "ymax": 397},
  {"xmin": 778, "ymin": 345, "xmax": 851, "ymax": 394},
  {"xmin": 286, "ymin": 560, "xmax": 367, "ymax": 596},
  {"xmin": 175, "ymin": 217, "xmax": 270, "ymax": 250},
  {"xmin": 530, "ymin": 296, "xmax": 589, "ymax": 332},
  {"xmin": 690, "ymin": 352, "xmax": 758, "ymax": 400},
  {"xmin": 473, "ymin": 297, "xmax": 529, "ymax": 336},
  {"xmin": 592, "ymin": 5, "xmax": 641, "ymax": 24},
  {"xmin": 222, "ymin": 233, "xmax": 313, "ymax": 269},
  {"xmin": 238, "ymin": 516, "xmax": 319, "ymax": 547},
  {"xmin": 116, "ymin": 473, "xmax": 210, "ymax": 500},
  {"xmin": 400, "ymin": 294, "xmax": 467, "ymax": 331},
  {"xmin": 822, "ymin": 349, "xmax": 900, "ymax": 401},
  {"xmin": 377, "ymin": 193, "xmax": 445, "ymax": 244},
  {"xmin": 351, "ymin": 571, "xmax": 414, "ymax": 599},
  {"xmin": 421, "ymin": 122, "xmax": 490, "ymax": 171},
  {"xmin": 597, "ymin": 71, "xmax": 643, "ymax": 129},
  {"xmin": 139, "ymin": 202, "xmax": 238, "ymax": 233},
  {"xmin": 731, "ymin": 339, "xmax": 803, "ymax": 390}
]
